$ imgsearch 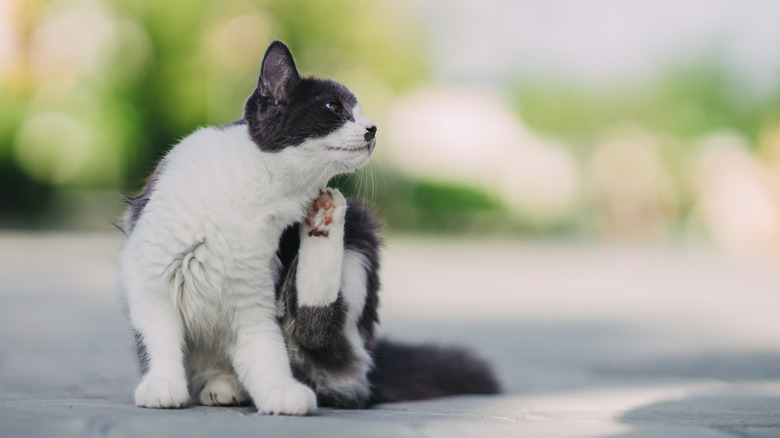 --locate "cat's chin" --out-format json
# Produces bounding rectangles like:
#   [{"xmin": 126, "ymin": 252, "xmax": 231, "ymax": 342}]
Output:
[
  {"xmin": 323, "ymin": 144, "xmax": 373, "ymax": 174},
  {"xmin": 333, "ymin": 161, "xmax": 369, "ymax": 175},
  {"xmin": 326, "ymin": 144, "xmax": 371, "ymax": 153}
]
